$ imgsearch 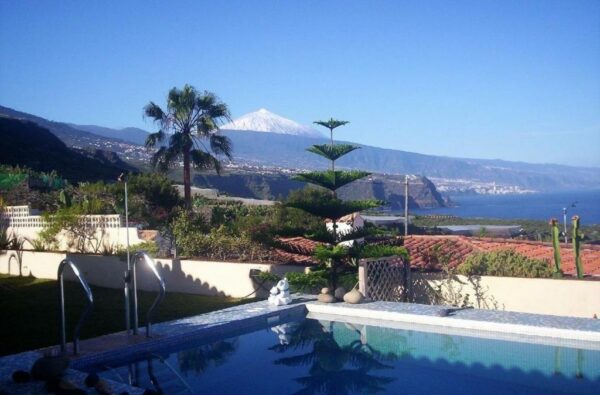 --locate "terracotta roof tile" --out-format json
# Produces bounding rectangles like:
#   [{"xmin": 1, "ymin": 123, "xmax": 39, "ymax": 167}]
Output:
[
  {"xmin": 137, "ymin": 230, "xmax": 159, "ymax": 241},
  {"xmin": 404, "ymin": 235, "xmax": 600, "ymax": 277},
  {"xmin": 271, "ymin": 249, "xmax": 317, "ymax": 266},
  {"xmin": 276, "ymin": 236, "xmax": 322, "ymax": 255}
]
